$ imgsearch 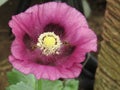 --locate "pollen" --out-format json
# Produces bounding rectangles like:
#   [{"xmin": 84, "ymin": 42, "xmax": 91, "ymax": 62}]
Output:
[
  {"xmin": 43, "ymin": 36, "xmax": 56, "ymax": 48},
  {"xmin": 37, "ymin": 32, "xmax": 61, "ymax": 55}
]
